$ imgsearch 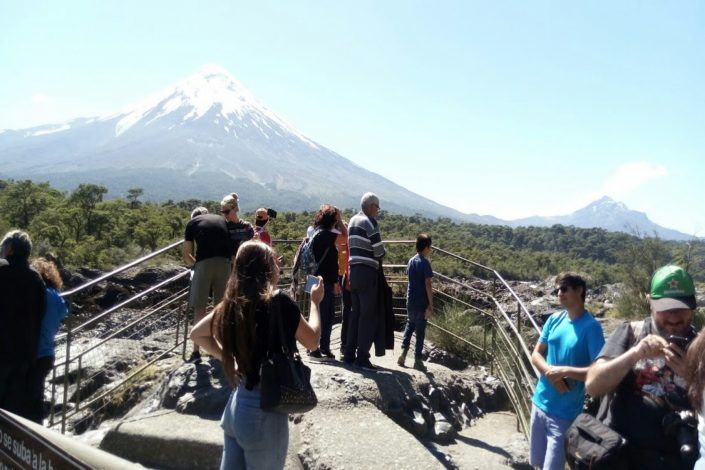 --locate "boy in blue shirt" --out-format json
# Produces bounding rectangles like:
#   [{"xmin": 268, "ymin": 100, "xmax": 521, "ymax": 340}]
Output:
[
  {"xmin": 530, "ymin": 272, "xmax": 605, "ymax": 470},
  {"xmin": 398, "ymin": 234, "xmax": 434, "ymax": 372}
]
